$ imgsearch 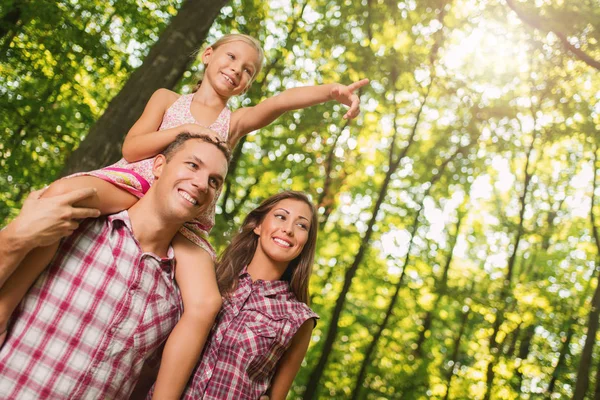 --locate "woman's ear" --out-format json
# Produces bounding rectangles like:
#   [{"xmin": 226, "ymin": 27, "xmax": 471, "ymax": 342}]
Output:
[{"xmin": 253, "ymin": 223, "xmax": 261, "ymax": 236}]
